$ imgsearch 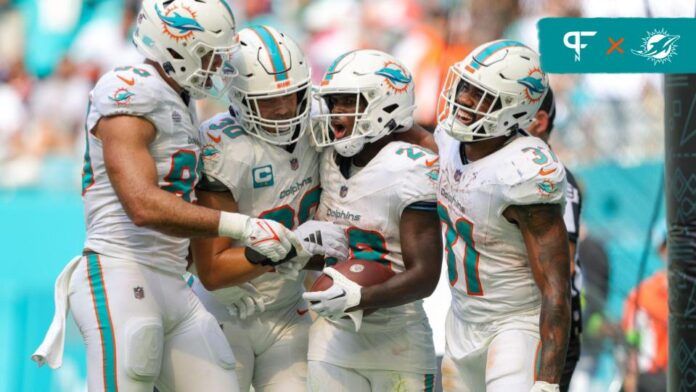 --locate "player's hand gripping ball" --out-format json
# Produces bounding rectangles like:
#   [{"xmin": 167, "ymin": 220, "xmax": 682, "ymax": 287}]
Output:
[{"xmin": 308, "ymin": 259, "xmax": 395, "ymax": 317}]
